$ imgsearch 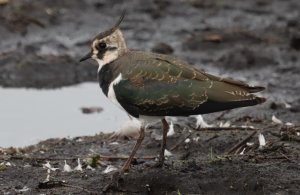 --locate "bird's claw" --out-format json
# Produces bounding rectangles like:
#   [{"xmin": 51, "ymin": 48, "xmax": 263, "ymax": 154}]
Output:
[{"xmin": 102, "ymin": 170, "xmax": 124, "ymax": 192}]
